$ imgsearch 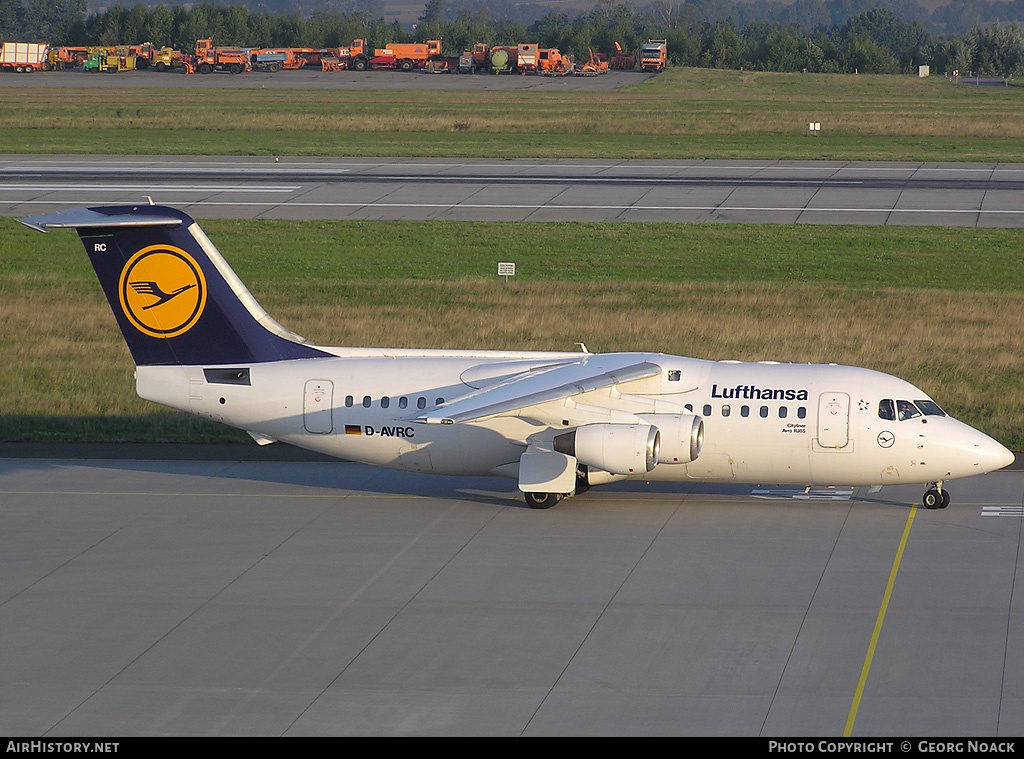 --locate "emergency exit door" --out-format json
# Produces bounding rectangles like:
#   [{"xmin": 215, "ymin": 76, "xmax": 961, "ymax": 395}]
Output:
[
  {"xmin": 303, "ymin": 380, "xmax": 334, "ymax": 434},
  {"xmin": 817, "ymin": 392, "xmax": 850, "ymax": 449}
]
